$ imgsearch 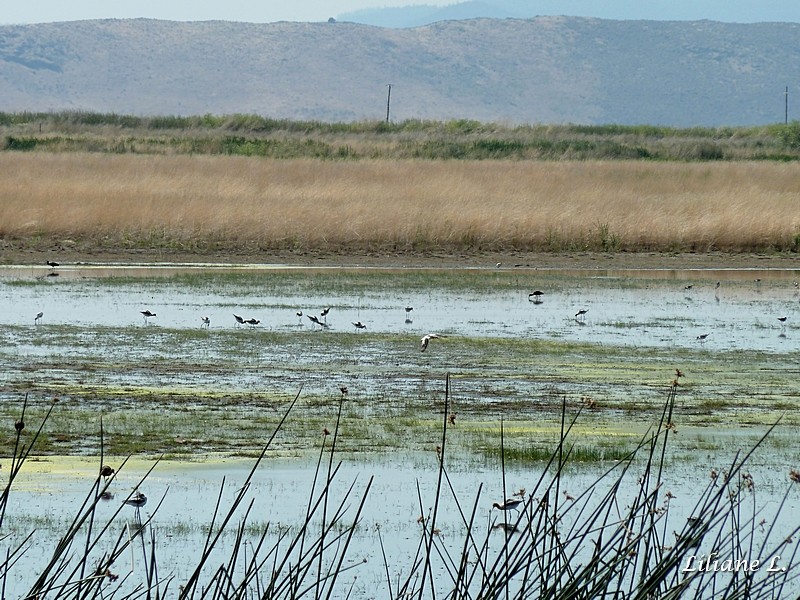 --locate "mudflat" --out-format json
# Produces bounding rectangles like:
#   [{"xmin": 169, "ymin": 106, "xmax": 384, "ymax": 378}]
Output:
[{"xmin": 3, "ymin": 245, "xmax": 799, "ymax": 271}]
